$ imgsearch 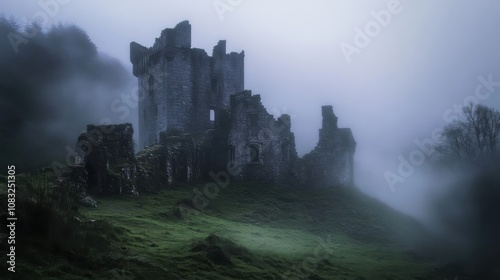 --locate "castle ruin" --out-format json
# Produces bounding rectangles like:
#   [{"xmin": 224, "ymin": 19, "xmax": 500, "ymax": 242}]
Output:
[
  {"xmin": 71, "ymin": 20, "xmax": 356, "ymax": 196},
  {"xmin": 130, "ymin": 20, "xmax": 244, "ymax": 148}
]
